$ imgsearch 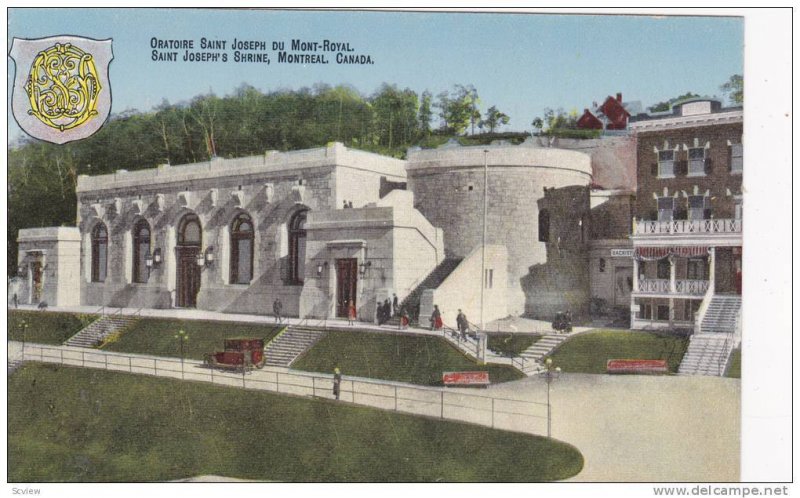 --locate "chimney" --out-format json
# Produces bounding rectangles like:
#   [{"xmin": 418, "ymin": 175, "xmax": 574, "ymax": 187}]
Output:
[
  {"xmin": 584, "ymin": 108, "xmax": 590, "ymax": 114},
  {"xmin": 616, "ymin": 92, "xmax": 623, "ymax": 103}
]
